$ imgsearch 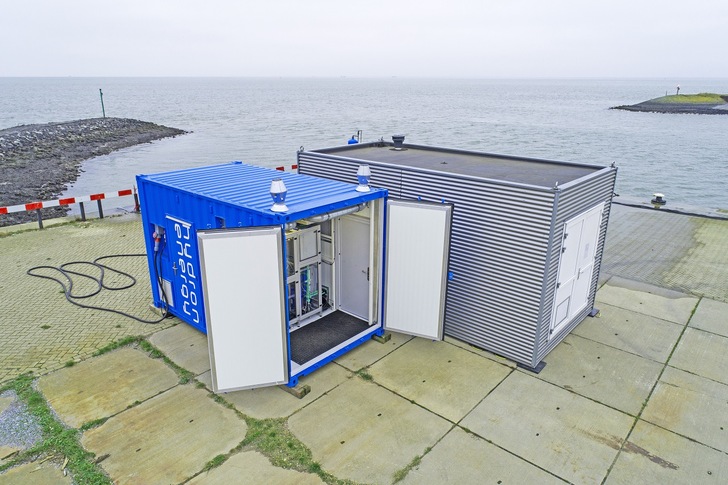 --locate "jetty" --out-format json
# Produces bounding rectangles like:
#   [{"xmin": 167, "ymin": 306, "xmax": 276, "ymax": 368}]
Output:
[
  {"xmin": 1, "ymin": 198, "xmax": 727, "ymax": 483},
  {"xmin": 612, "ymin": 93, "xmax": 728, "ymax": 114},
  {"xmin": 0, "ymin": 118, "xmax": 186, "ymax": 226}
]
